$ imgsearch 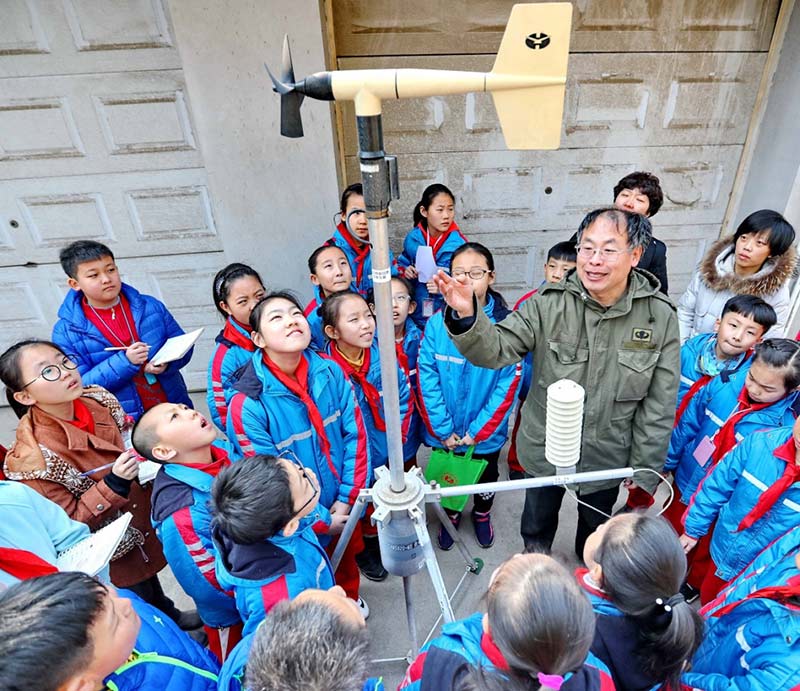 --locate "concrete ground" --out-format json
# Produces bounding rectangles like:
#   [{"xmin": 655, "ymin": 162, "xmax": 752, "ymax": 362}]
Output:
[{"xmin": 0, "ymin": 394, "xmax": 646, "ymax": 689}]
